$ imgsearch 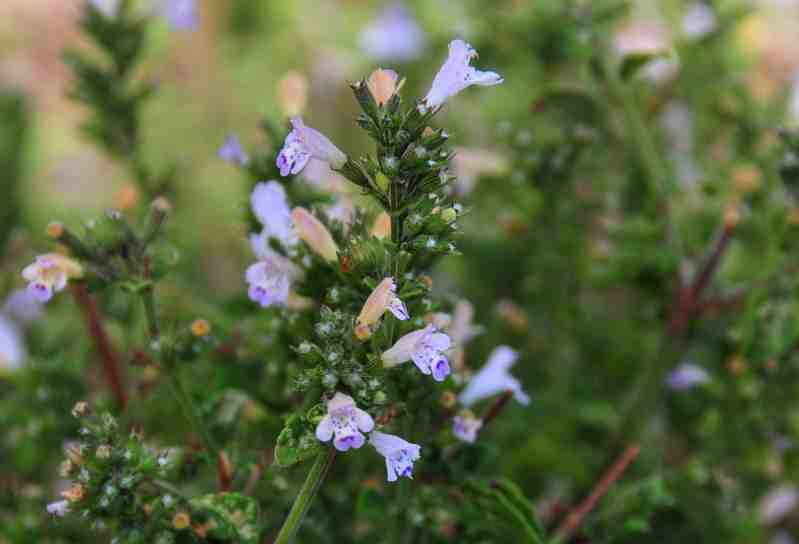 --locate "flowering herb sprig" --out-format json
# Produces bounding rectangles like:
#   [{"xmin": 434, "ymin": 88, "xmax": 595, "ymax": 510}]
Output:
[{"xmin": 251, "ymin": 39, "xmax": 508, "ymax": 541}]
